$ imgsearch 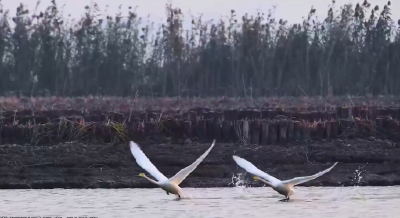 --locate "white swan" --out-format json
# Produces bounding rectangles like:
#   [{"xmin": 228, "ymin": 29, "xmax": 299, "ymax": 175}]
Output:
[
  {"xmin": 232, "ymin": 155, "xmax": 338, "ymax": 201},
  {"xmin": 129, "ymin": 140, "xmax": 216, "ymax": 199}
]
